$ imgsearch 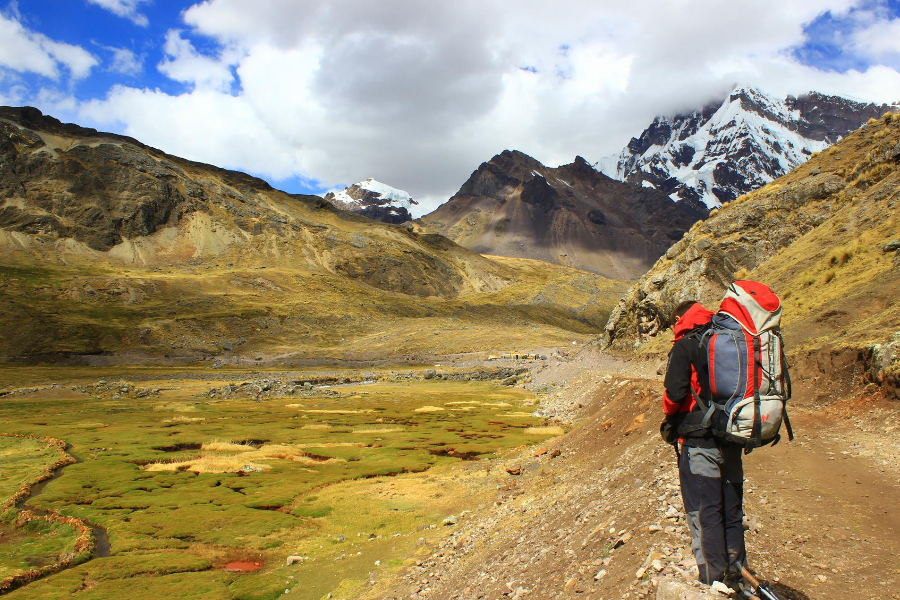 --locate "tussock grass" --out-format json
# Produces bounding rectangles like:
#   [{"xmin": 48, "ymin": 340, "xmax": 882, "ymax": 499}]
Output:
[
  {"xmin": 351, "ymin": 428, "xmax": 404, "ymax": 434},
  {"xmin": 523, "ymin": 426, "xmax": 566, "ymax": 436},
  {"xmin": 200, "ymin": 440, "xmax": 255, "ymax": 452},
  {"xmin": 144, "ymin": 455, "xmax": 272, "ymax": 473},
  {"xmin": 162, "ymin": 415, "xmax": 205, "ymax": 423}
]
